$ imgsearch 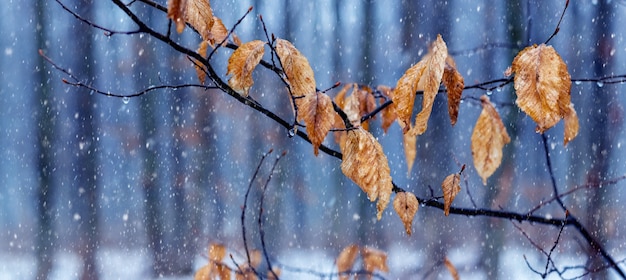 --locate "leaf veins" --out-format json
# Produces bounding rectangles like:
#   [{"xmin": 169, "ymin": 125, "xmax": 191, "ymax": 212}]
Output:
[
  {"xmin": 441, "ymin": 173, "xmax": 461, "ymax": 216},
  {"xmin": 393, "ymin": 191, "xmax": 418, "ymax": 235},
  {"xmin": 507, "ymin": 43, "xmax": 578, "ymax": 144},
  {"xmin": 300, "ymin": 92, "xmax": 335, "ymax": 156},
  {"xmin": 392, "ymin": 34, "xmax": 448, "ymax": 135},
  {"xmin": 471, "ymin": 95, "xmax": 511, "ymax": 185},
  {"xmin": 275, "ymin": 39, "xmax": 316, "ymax": 98},
  {"xmin": 226, "ymin": 40, "xmax": 265, "ymax": 97},
  {"xmin": 340, "ymin": 128, "xmax": 394, "ymax": 220}
]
